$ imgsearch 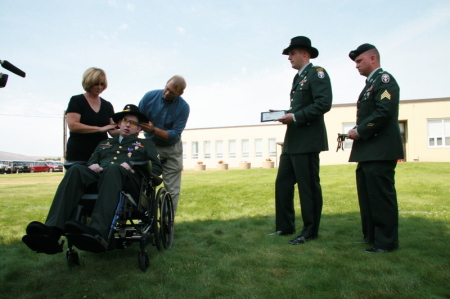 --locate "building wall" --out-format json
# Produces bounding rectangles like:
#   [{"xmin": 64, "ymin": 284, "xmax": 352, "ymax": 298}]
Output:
[{"xmin": 179, "ymin": 98, "xmax": 450, "ymax": 169}]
